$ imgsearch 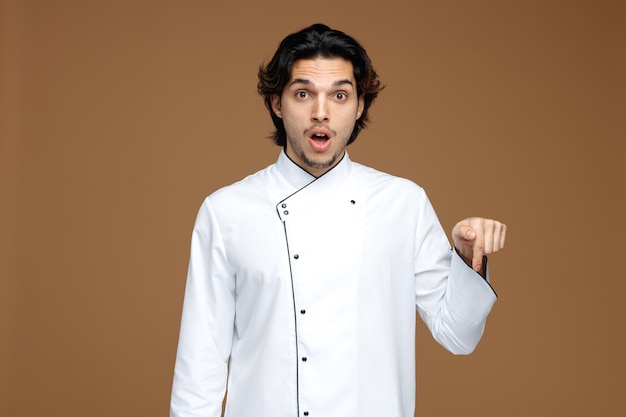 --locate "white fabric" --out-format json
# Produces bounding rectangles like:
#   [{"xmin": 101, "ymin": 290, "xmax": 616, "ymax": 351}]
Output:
[{"xmin": 170, "ymin": 151, "xmax": 497, "ymax": 417}]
